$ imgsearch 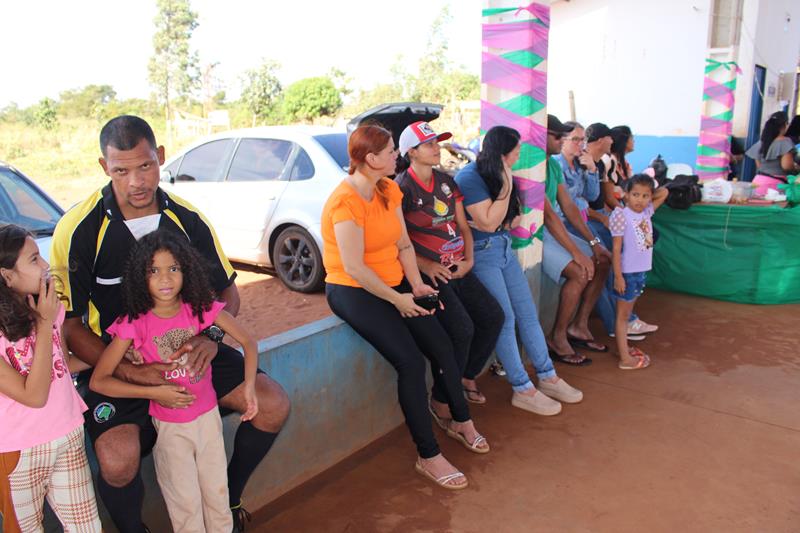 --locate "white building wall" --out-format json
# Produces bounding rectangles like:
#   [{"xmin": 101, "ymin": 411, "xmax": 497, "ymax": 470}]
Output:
[
  {"xmin": 733, "ymin": 0, "xmax": 800, "ymax": 136},
  {"xmin": 547, "ymin": 0, "xmax": 712, "ymax": 137}
]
